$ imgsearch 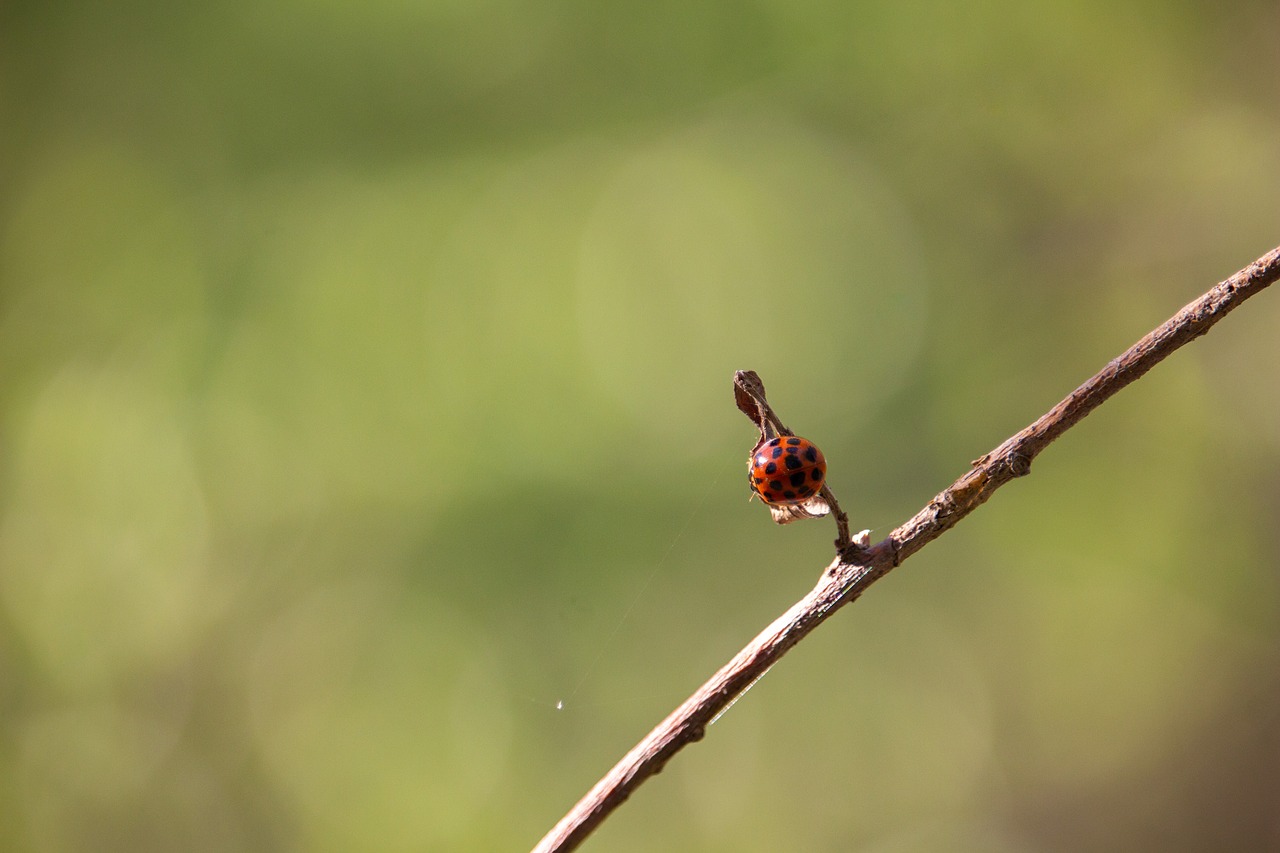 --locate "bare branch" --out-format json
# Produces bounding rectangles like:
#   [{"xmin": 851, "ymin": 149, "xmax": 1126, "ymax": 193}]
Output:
[{"xmin": 532, "ymin": 244, "xmax": 1280, "ymax": 853}]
